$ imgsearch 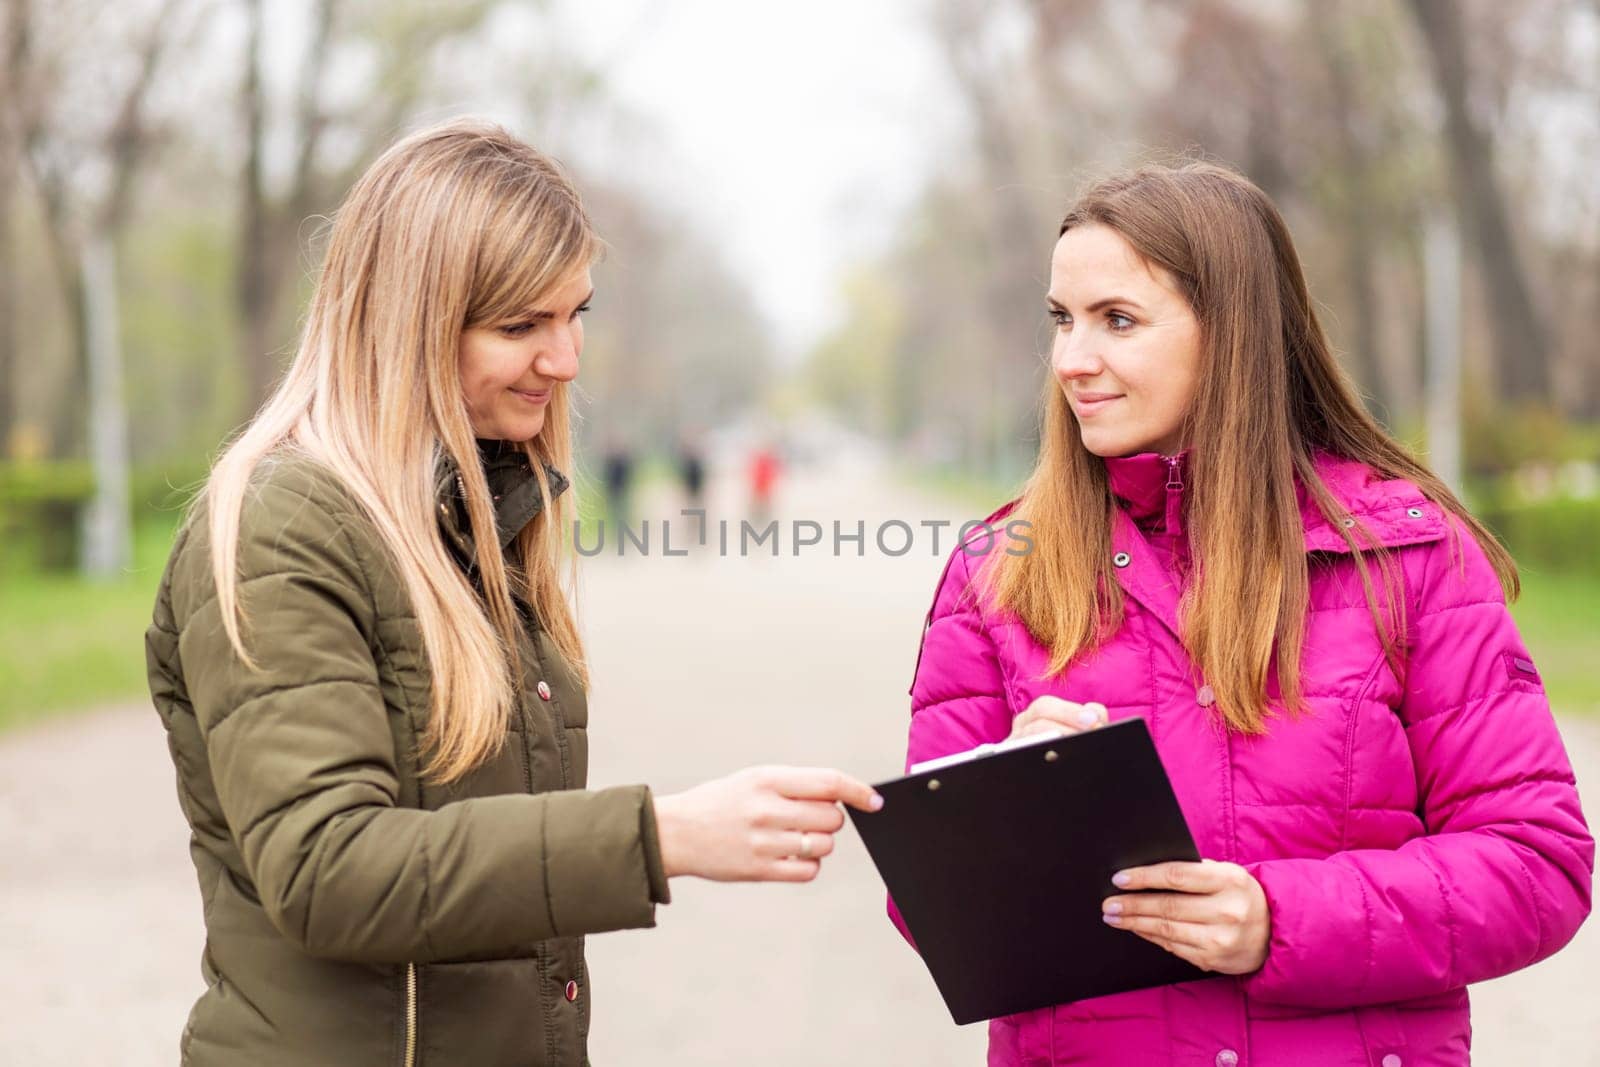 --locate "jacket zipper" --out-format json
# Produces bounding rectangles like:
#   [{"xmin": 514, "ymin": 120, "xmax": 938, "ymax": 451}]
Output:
[
  {"xmin": 1162, "ymin": 453, "xmax": 1184, "ymax": 536},
  {"xmin": 403, "ymin": 962, "xmax": 418, "ymax": 1067}
]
